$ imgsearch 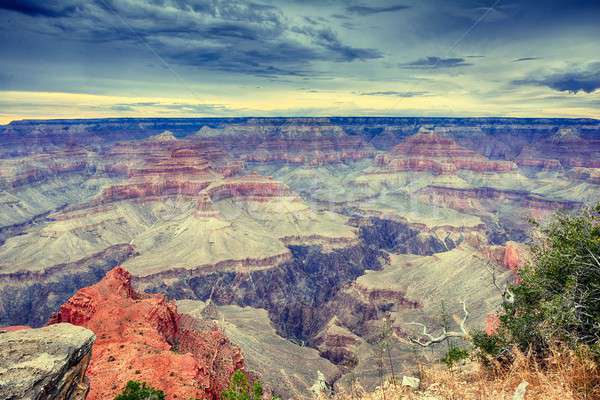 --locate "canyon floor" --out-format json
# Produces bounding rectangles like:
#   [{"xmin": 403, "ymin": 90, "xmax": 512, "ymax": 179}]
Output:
[{"xmin": 1, "ymin": 117, "xmax": 599, "ymax": 397}]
